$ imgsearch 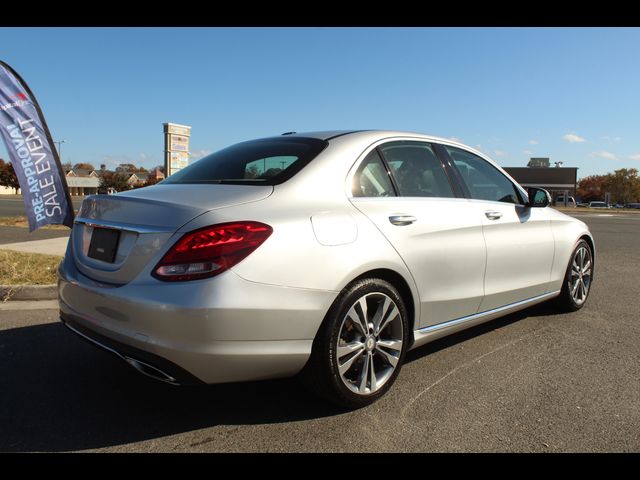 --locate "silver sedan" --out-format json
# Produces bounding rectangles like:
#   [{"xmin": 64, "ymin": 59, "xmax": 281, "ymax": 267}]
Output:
[{"xmin": 58, "ymin": 130, "xmax": 595, "ymax": 408}]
